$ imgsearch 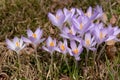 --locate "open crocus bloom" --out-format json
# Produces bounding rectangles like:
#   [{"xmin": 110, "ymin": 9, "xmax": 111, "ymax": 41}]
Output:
[
  {"xmin": 48, "ymin": 9, "xmax": 65, "ymax": 30},
  {"xmin": 42, "ymin": 36, "xmax": 58, "ymax": 54},
  {"xmin": 73, "ymin": 16, "xmax": 92, "ymax": 37},
  {"xmin": 6, "ymin": 37, "xmax": 25, "ymax": 53},
  {"xmin": 57, "ymin": 39, "xmax": 68, "ymax": 54},
  {"xmin": 60, "ymin": 26, "xmax": 76, "ymax": 40},
  {"xmin": 68, "ymin": 41, "xmax": 83, "ymax": 61},
  {"xmin": 22, "ymin": 28, "xmax": 45, "ymax": 47},
  {"xmin": 93, "ymin": 24, "xmax": 108, "ymax": 44},
  {"xmin": 83, "ymin": 33, "xmax": 96, "ymax": 51}
]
